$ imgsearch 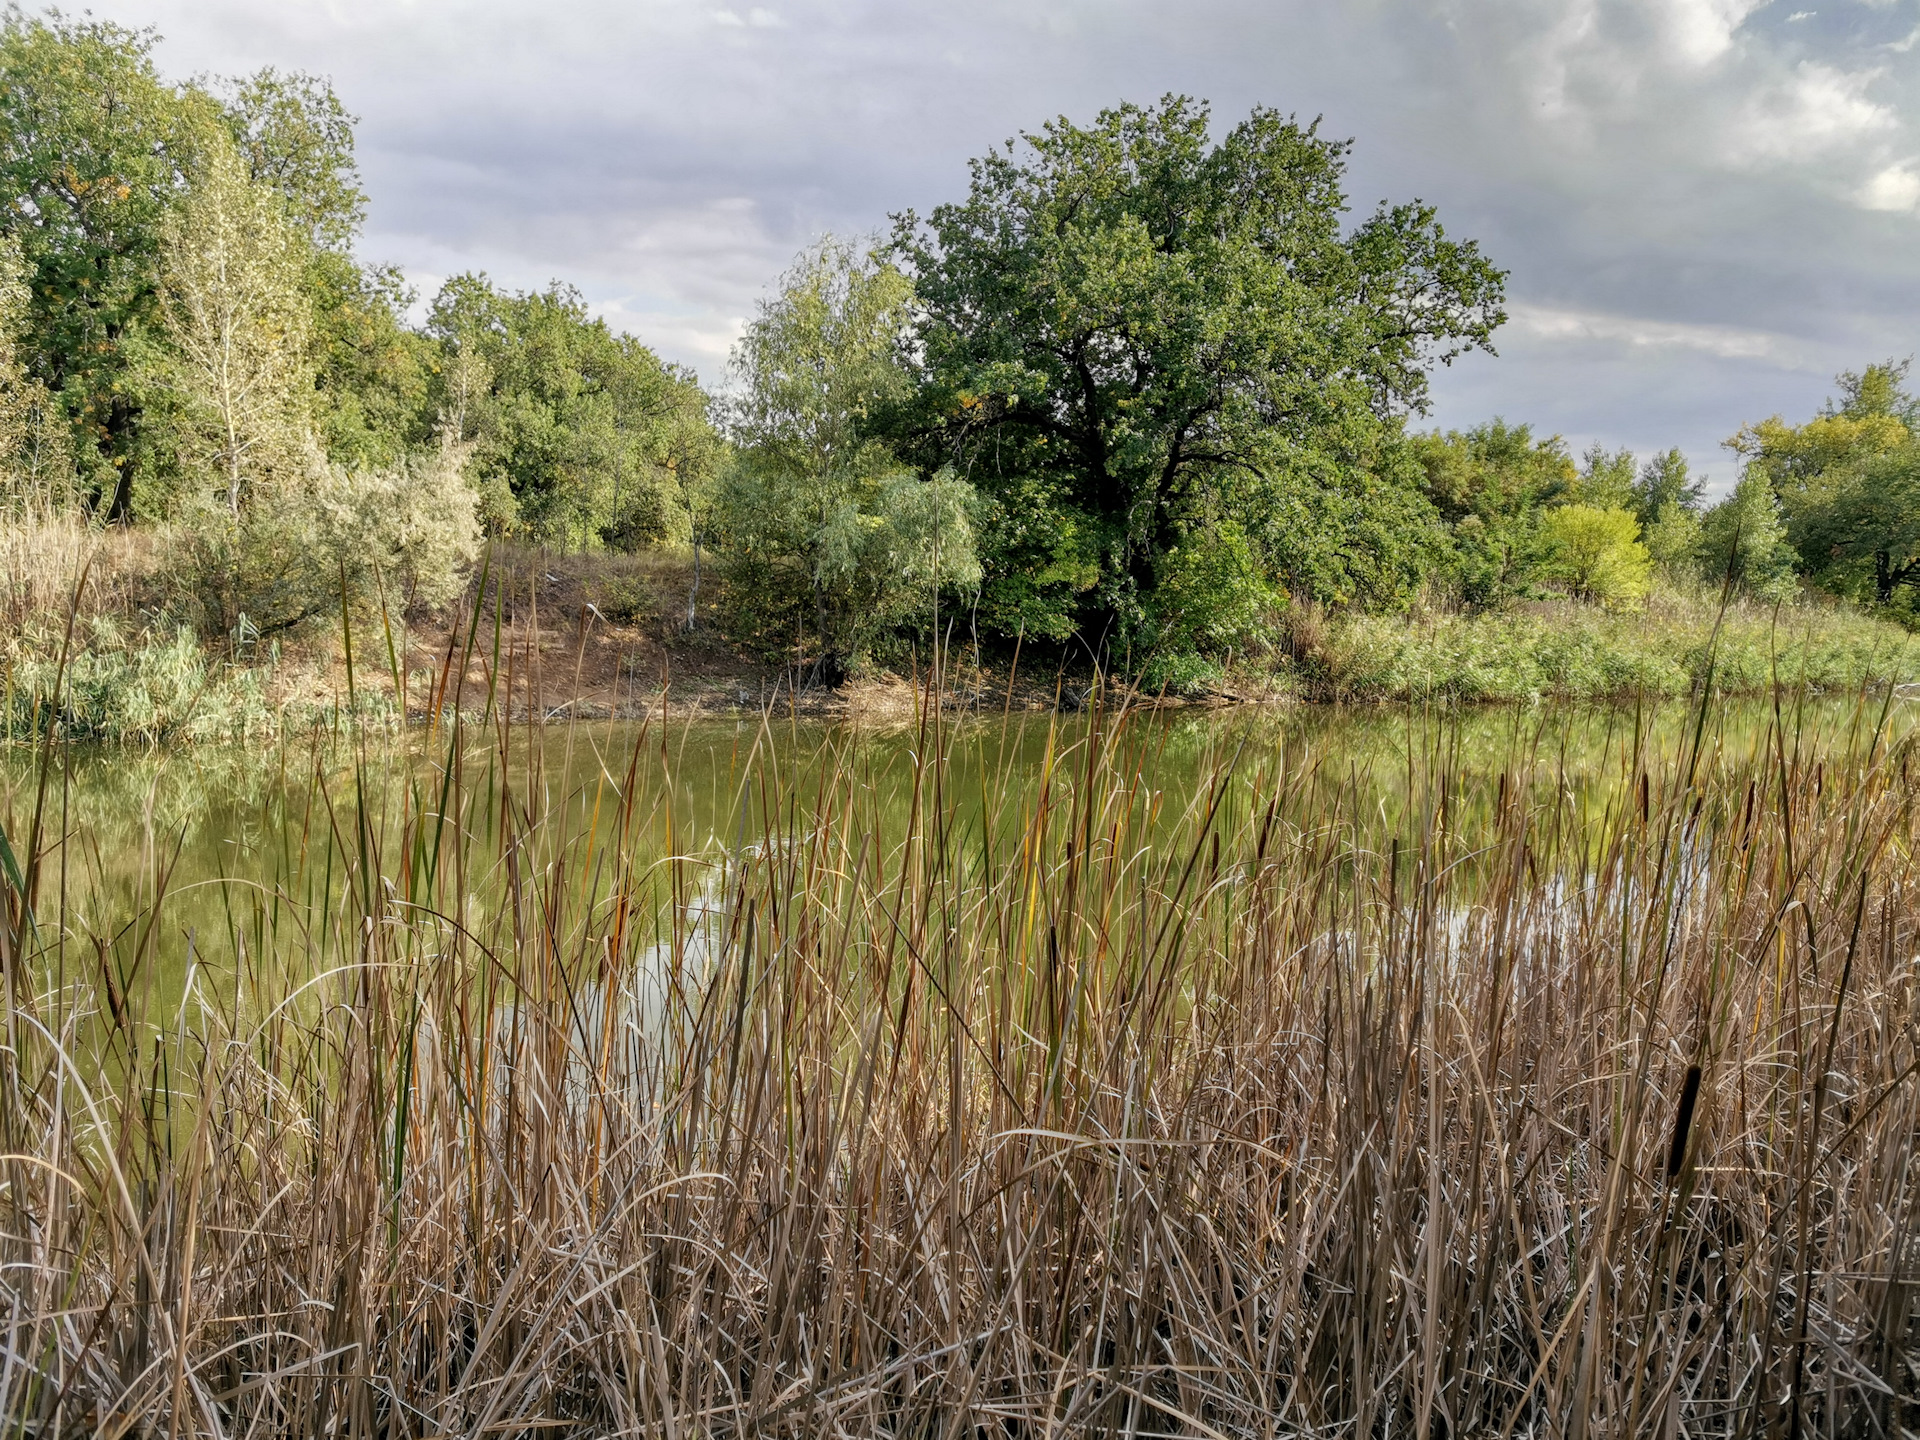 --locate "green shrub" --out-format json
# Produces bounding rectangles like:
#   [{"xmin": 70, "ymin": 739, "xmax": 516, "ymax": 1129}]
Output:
[
  {"xmin": 173, "ymin": 446, "xmax": 479, "ymax": 640},
  {"xmin": 1540, "ymin": 504, "xmax": 1652, "ymax": 607},
  {"xmin": 2, "ymin": 617, "xmax": 275, "ymax": 743},
  {"xmin": 592, "ymin": 573, "xmax": 655, "ymax": 625},
  {"xmin": 1136, "ymin": 523, "xmax": 1280, "ymax": 694},
  {"xmin": 719, "ymin": 464, "xmax": 982, "ymax": 677},
  {"xmin": 1137, "ymin": 649, "xmax": 1225, "ymax": 697}
]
